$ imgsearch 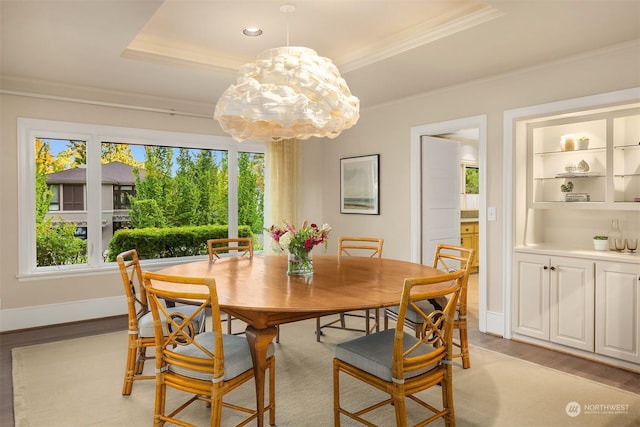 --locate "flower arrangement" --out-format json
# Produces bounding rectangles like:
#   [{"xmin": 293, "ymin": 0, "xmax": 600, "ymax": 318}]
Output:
[{"xmin": 266, "ymin": 221, "xmax": 331, "ymax": 275}]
